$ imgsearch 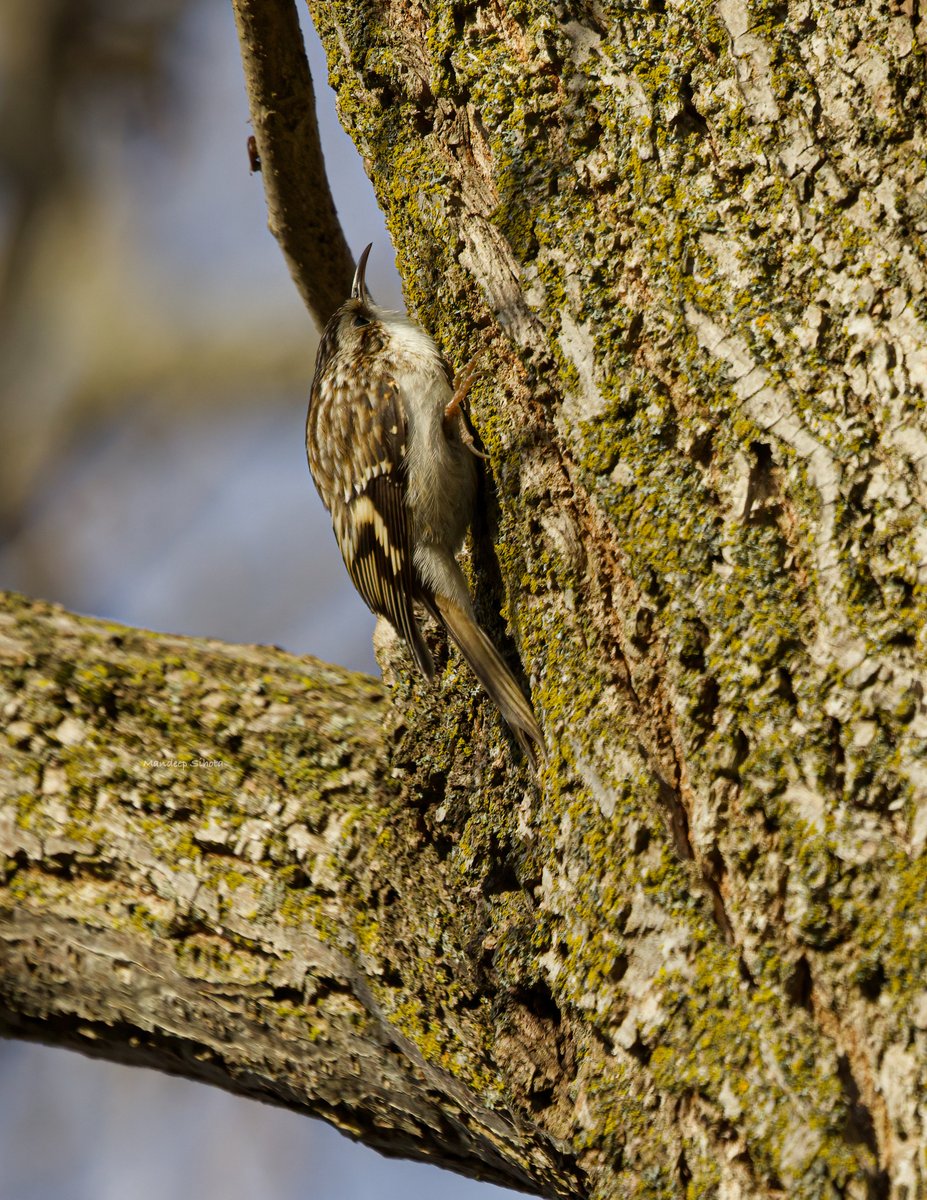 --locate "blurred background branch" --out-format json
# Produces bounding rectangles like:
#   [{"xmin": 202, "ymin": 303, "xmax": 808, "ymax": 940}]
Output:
[{"xmin": 0, "ymin": 0, "xmax": 320, "ymax": 554}]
